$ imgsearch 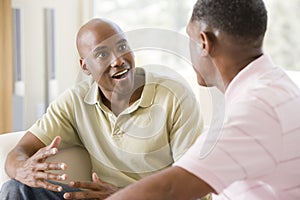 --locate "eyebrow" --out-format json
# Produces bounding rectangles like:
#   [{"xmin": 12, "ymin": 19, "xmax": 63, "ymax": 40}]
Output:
[
  {"xmin": 116, "ymin": 38, "xmax": 127, "ymax": 44},
  {"xmin": 92, "ymin": 39, "xmax": 128, "ymax": 53},
  {"xmin": 93, "ymin": 45, "xmax": 108, "ymax": 53}
]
